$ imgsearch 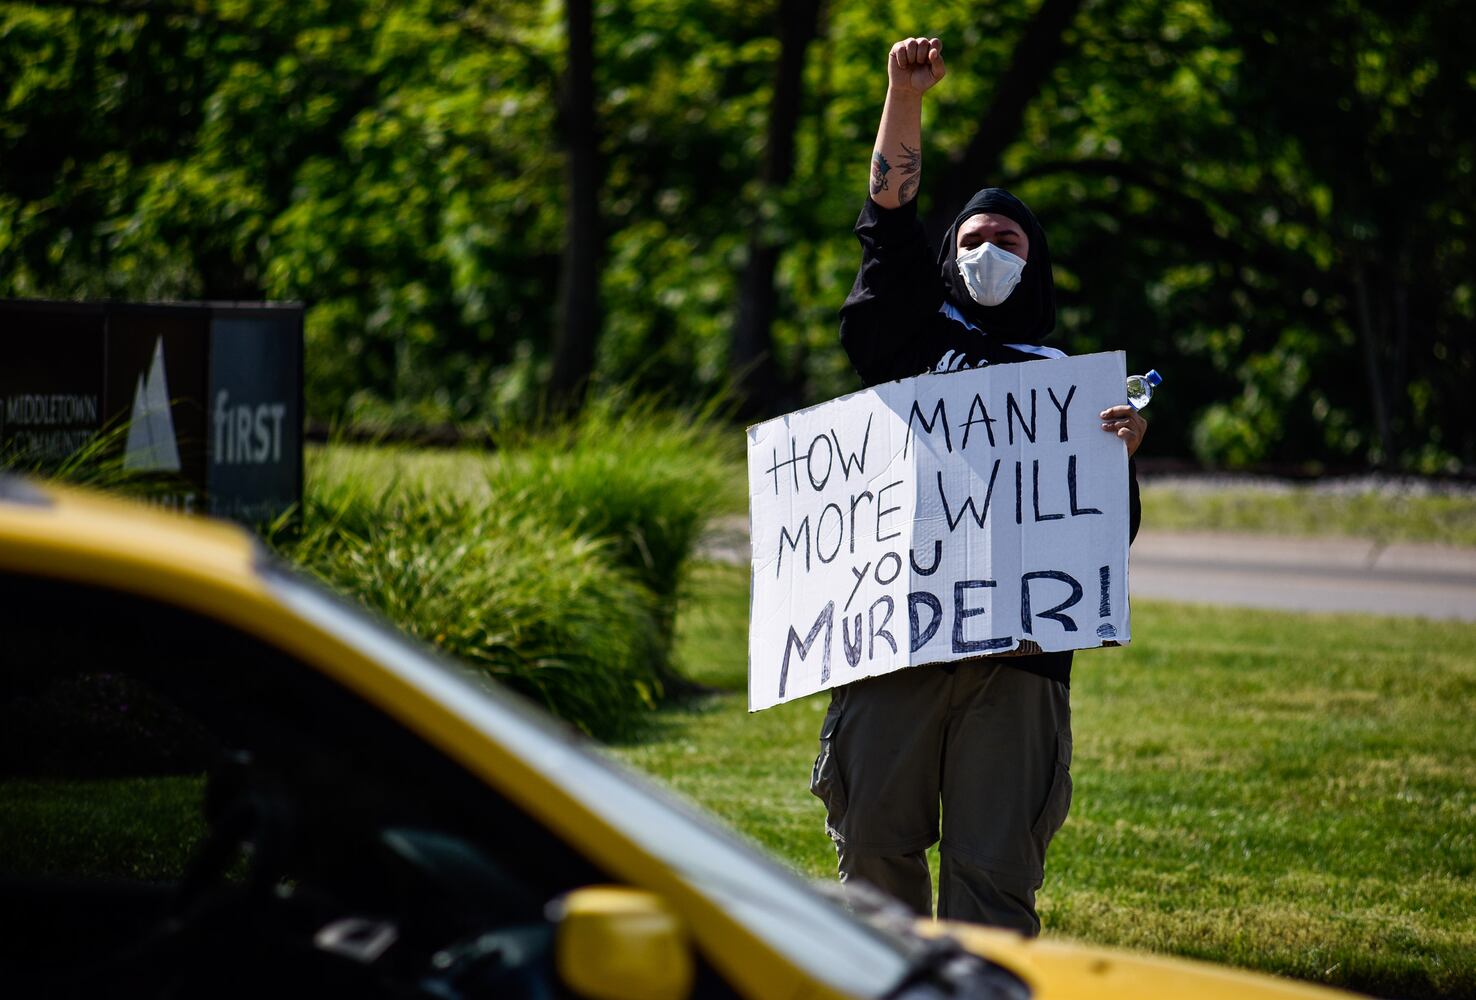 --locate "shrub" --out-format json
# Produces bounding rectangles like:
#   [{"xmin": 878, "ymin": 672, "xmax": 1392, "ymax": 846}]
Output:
[
  {"xmin": 284, "ymin": 472, "xmax": 667, "ymax": 740},
  {"xmin": 484, "ymin": 395, "xmax": 740, "ymax": 685}
]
